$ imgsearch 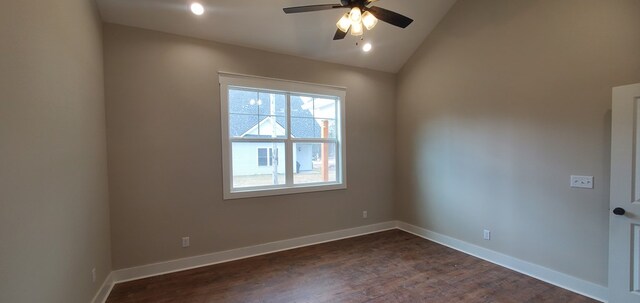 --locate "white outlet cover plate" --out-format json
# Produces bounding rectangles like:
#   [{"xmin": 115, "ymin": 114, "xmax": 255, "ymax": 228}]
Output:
[{"xmin": 570, "ymin": 175, "xmax": 594, "ymax": 189}]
